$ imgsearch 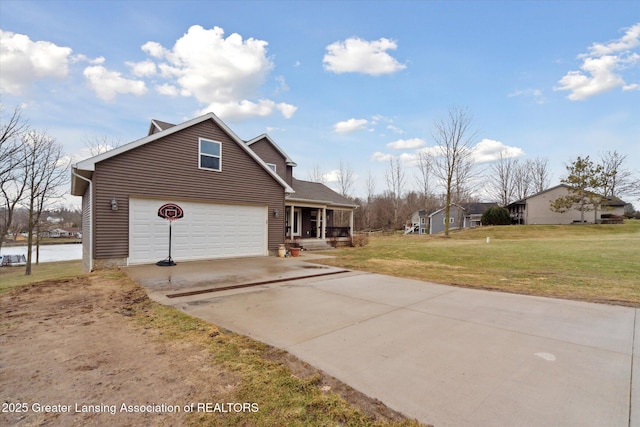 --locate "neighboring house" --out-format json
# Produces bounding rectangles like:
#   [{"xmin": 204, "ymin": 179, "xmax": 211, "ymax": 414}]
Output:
[
  {"xmin": 48, "ymin": 228, "xmax": 70, "ymax": 238},
  {"xmin": 409, "ymin": 203, "xmax": 496, "ymax": 235},
  {"xmin": 429, "ymin": 204, "xmax": 465, "ymax": 234},
  {"xmin": 71, "ymin": 112, "xmax": 357, "ymax": 272},
  {"xmin": 408, "ymin": 209, "xmax": 429, "ymax": 234},
  {"xmin": 462, "ymin": 202, "xmax": 498, "ymax": 228},
  {"xmin": 507, "ymin": 184, "xmax": 627, "ymax": 225}
]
